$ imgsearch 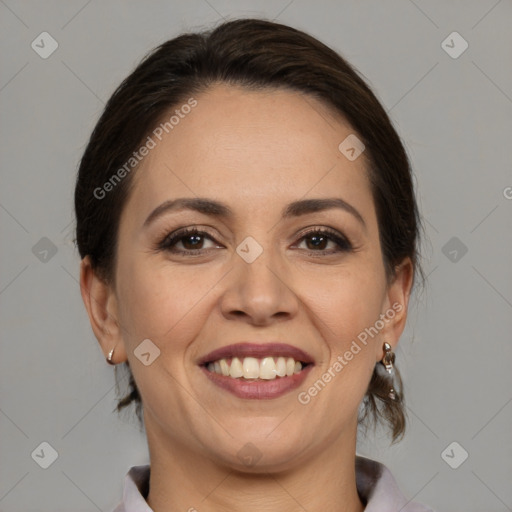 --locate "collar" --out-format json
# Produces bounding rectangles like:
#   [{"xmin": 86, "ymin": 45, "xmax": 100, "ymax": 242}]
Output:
[{"xmin": 114, "ymin": 455, "xmax": 434, "ymax": 512}]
